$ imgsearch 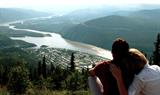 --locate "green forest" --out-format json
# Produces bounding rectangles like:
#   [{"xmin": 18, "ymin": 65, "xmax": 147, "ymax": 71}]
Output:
[{"xmin": 0, "ymin": 46, "xmax": 107, "ymax": 95}]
